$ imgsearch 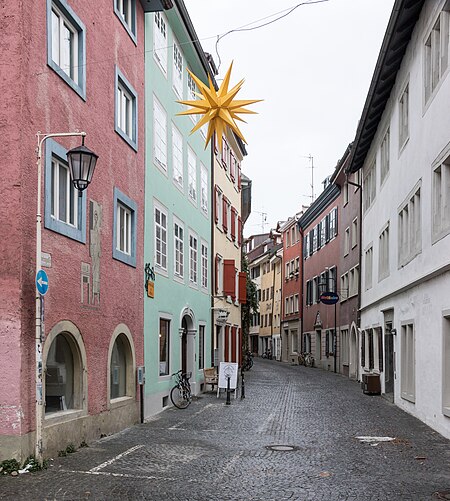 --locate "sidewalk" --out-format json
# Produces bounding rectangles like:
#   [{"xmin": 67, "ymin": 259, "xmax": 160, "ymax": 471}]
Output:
[{"xmin": 1, "ymin": 359, "xmax": 449, "ymax": 500}]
